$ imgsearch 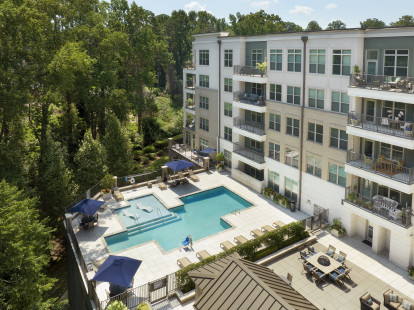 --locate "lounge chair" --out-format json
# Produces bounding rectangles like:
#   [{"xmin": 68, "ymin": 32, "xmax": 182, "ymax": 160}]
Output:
[
  {"xmin": 181, "ymin": 236, "xmax": 191, "ymax": 249},
  {"xmin": 113, "ymin": 187, "xmax": 124, "ymax": 201},
  {"xmin": 156, "ymin": 176, "xmax": 167, "ymax": 190},
  {"xmin": 220, "ymin": 240, "xmax": 235, "ymax": 251},
  {"xmin": 136, "ymin": 203, "xmax": 153, "ymax": 213},
  {"xmin": 196, "ymin": 250, "xmax": 211, "ymax": 261},
  {"xmin": 177, "ymin": 257, "xmax": 192, "ymax": 268},
  {"xmin": 122, "ymin": 210, "xmax": 139, "ymax": 220},
  {"xmin": 273, "ymin": 221, "xmax": 286, "ymax": 228},
  {"xmin": 188, "ymin": 169, "xmax": 200, "ymax": 182},
  {"xmin": 261, "ymin": 225, "xmax": 274, "ymax": 233},
  {"xmin": 250, "ymin": 229, "xmax": 264, "ymax": 237},
  {"xmin": 234, "ymin": 235, "xmax": 248, "ymax": 244},
  {"xmin": 178, "ymin": 171, "xmax": 189, "ymax": 184}
]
